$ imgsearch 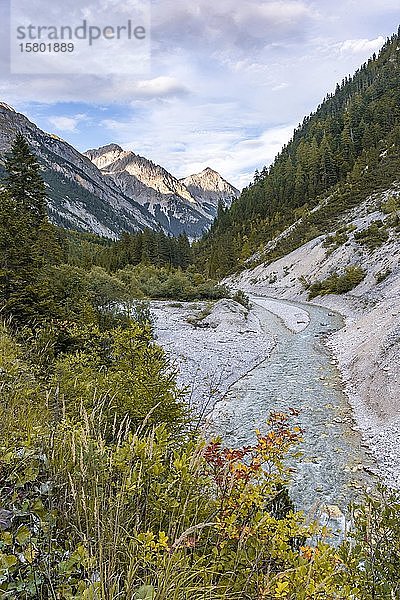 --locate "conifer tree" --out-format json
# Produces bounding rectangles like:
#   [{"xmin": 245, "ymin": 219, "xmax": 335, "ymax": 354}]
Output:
[
  {"xmin": 4, "ymin": 133, "xmax": 47, "ymax": 225},
  {"xmin": 0, "ymin": 134, "xmax": 51, "ymax": 323}
]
